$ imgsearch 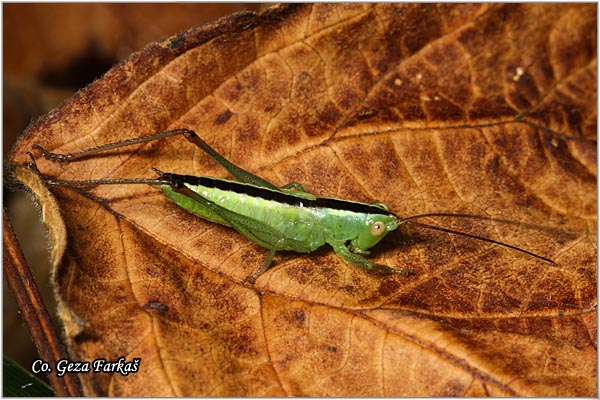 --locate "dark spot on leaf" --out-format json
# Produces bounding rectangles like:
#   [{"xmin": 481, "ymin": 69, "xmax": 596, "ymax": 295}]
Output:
[
  {"xmin": 506, "ymin": 70, "xmax": 541, "ymax": 111},
  {"xmin": 317, "ymin": 103, "xmax": 343, "ymax": 126},
  {"xmin": 339, "ymin": 285, "xmax": 359, "ymax": 297},
  {"xmin": 399, "ymin": 5, "xmax": 443, "ymax": 55},
  {"xmin": 144, "ymin": 300, "xmax": 169, "ymax": 314},
  {"xmin": 439, "ymin": 379, "xmax": 465, "ymax": 396},
  {"xmin": 469, "ymin": 96, "xmax": 516, "ymax": 119},
  {"xmin": 424, "ymin": 96, "xmax": 466, "ymax": 121},
  {"xmin": 168, "ymin": 33, "xmax": 186, "ymax": 49},
  {"xmin": 378, "ymin": 278, "xmax": 401, "ymax": 297},
  {"xmin": 224, "ymin": 325, "xmax": 259, "ymax": 357},
  {"xmin": 295, "ymin": 310, "xmax": 305, "ymax": 323},
  {"xmin": 565, "ymin": 106, "xmax": 584, "ymax": 133},
  {"xmin": 73, "ymin": 330, "xmax": 101, "ymax": 345},
  {"xmin": 199, "ymin": 322, "xmax": 211, "ymax": 330},
  {"xmin": 355, "ymin": 108, "xmax": 378, "ymax": 120},
  {"xmin": 214, "ymin": 110, "xmax": 233, "ymax": 125}
]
